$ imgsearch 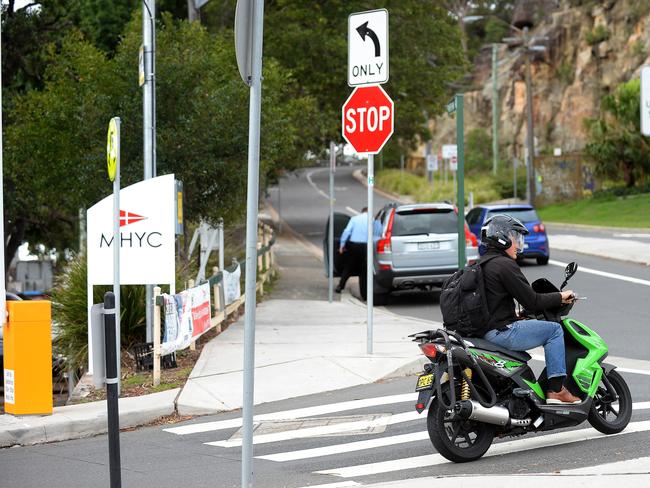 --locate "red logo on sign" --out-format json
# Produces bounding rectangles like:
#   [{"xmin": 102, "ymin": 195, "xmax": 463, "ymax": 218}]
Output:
[
  {"xmin": 120, "ymin": 210, "xmax": 146, "ymax": 227},
  {"xmin": 342, "ymin": 85, "xmax": 394, "ymax": 154}
]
